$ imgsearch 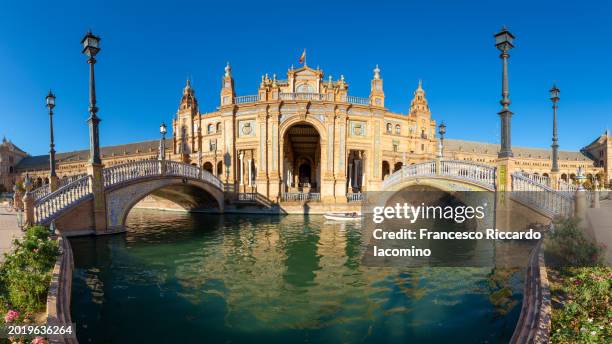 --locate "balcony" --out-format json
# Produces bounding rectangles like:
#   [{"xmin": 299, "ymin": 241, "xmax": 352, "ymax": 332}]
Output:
[{"xmin": 232, "ymin": 93, "xmax": 371, "ymax": 105}]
